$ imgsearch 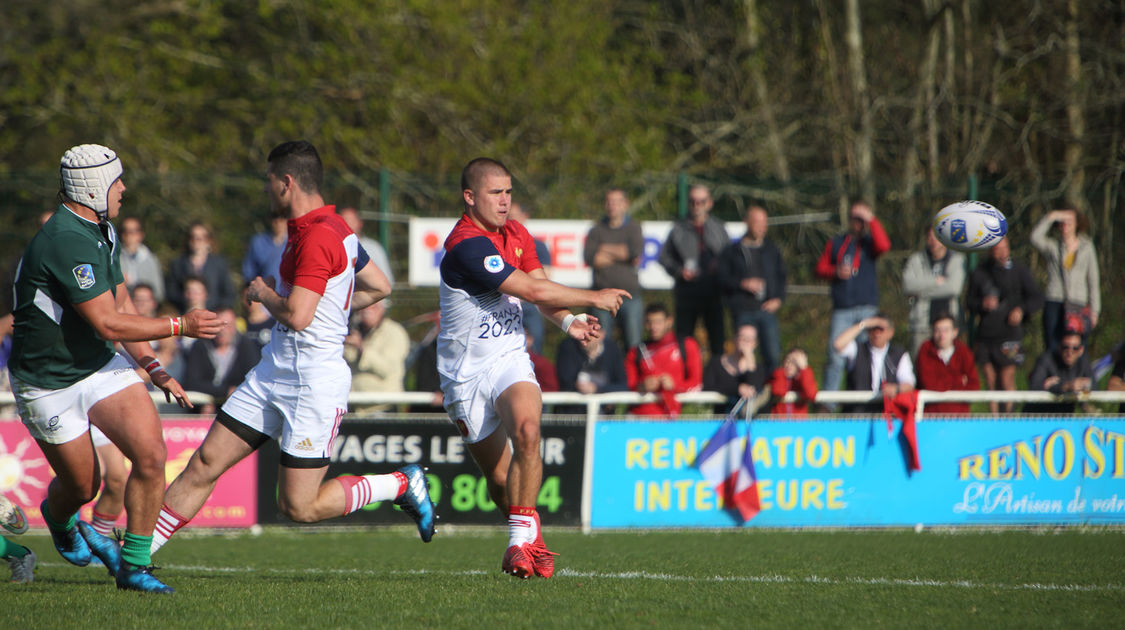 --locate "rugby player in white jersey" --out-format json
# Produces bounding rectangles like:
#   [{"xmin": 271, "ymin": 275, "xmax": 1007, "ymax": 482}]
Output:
[
  {"xmin": 150, "ymin": 141, "xmax": 434, "ymax": 554},
  {"xmin": 439, "ymin": 158, "xmax": 630, "ymax": 578}
]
